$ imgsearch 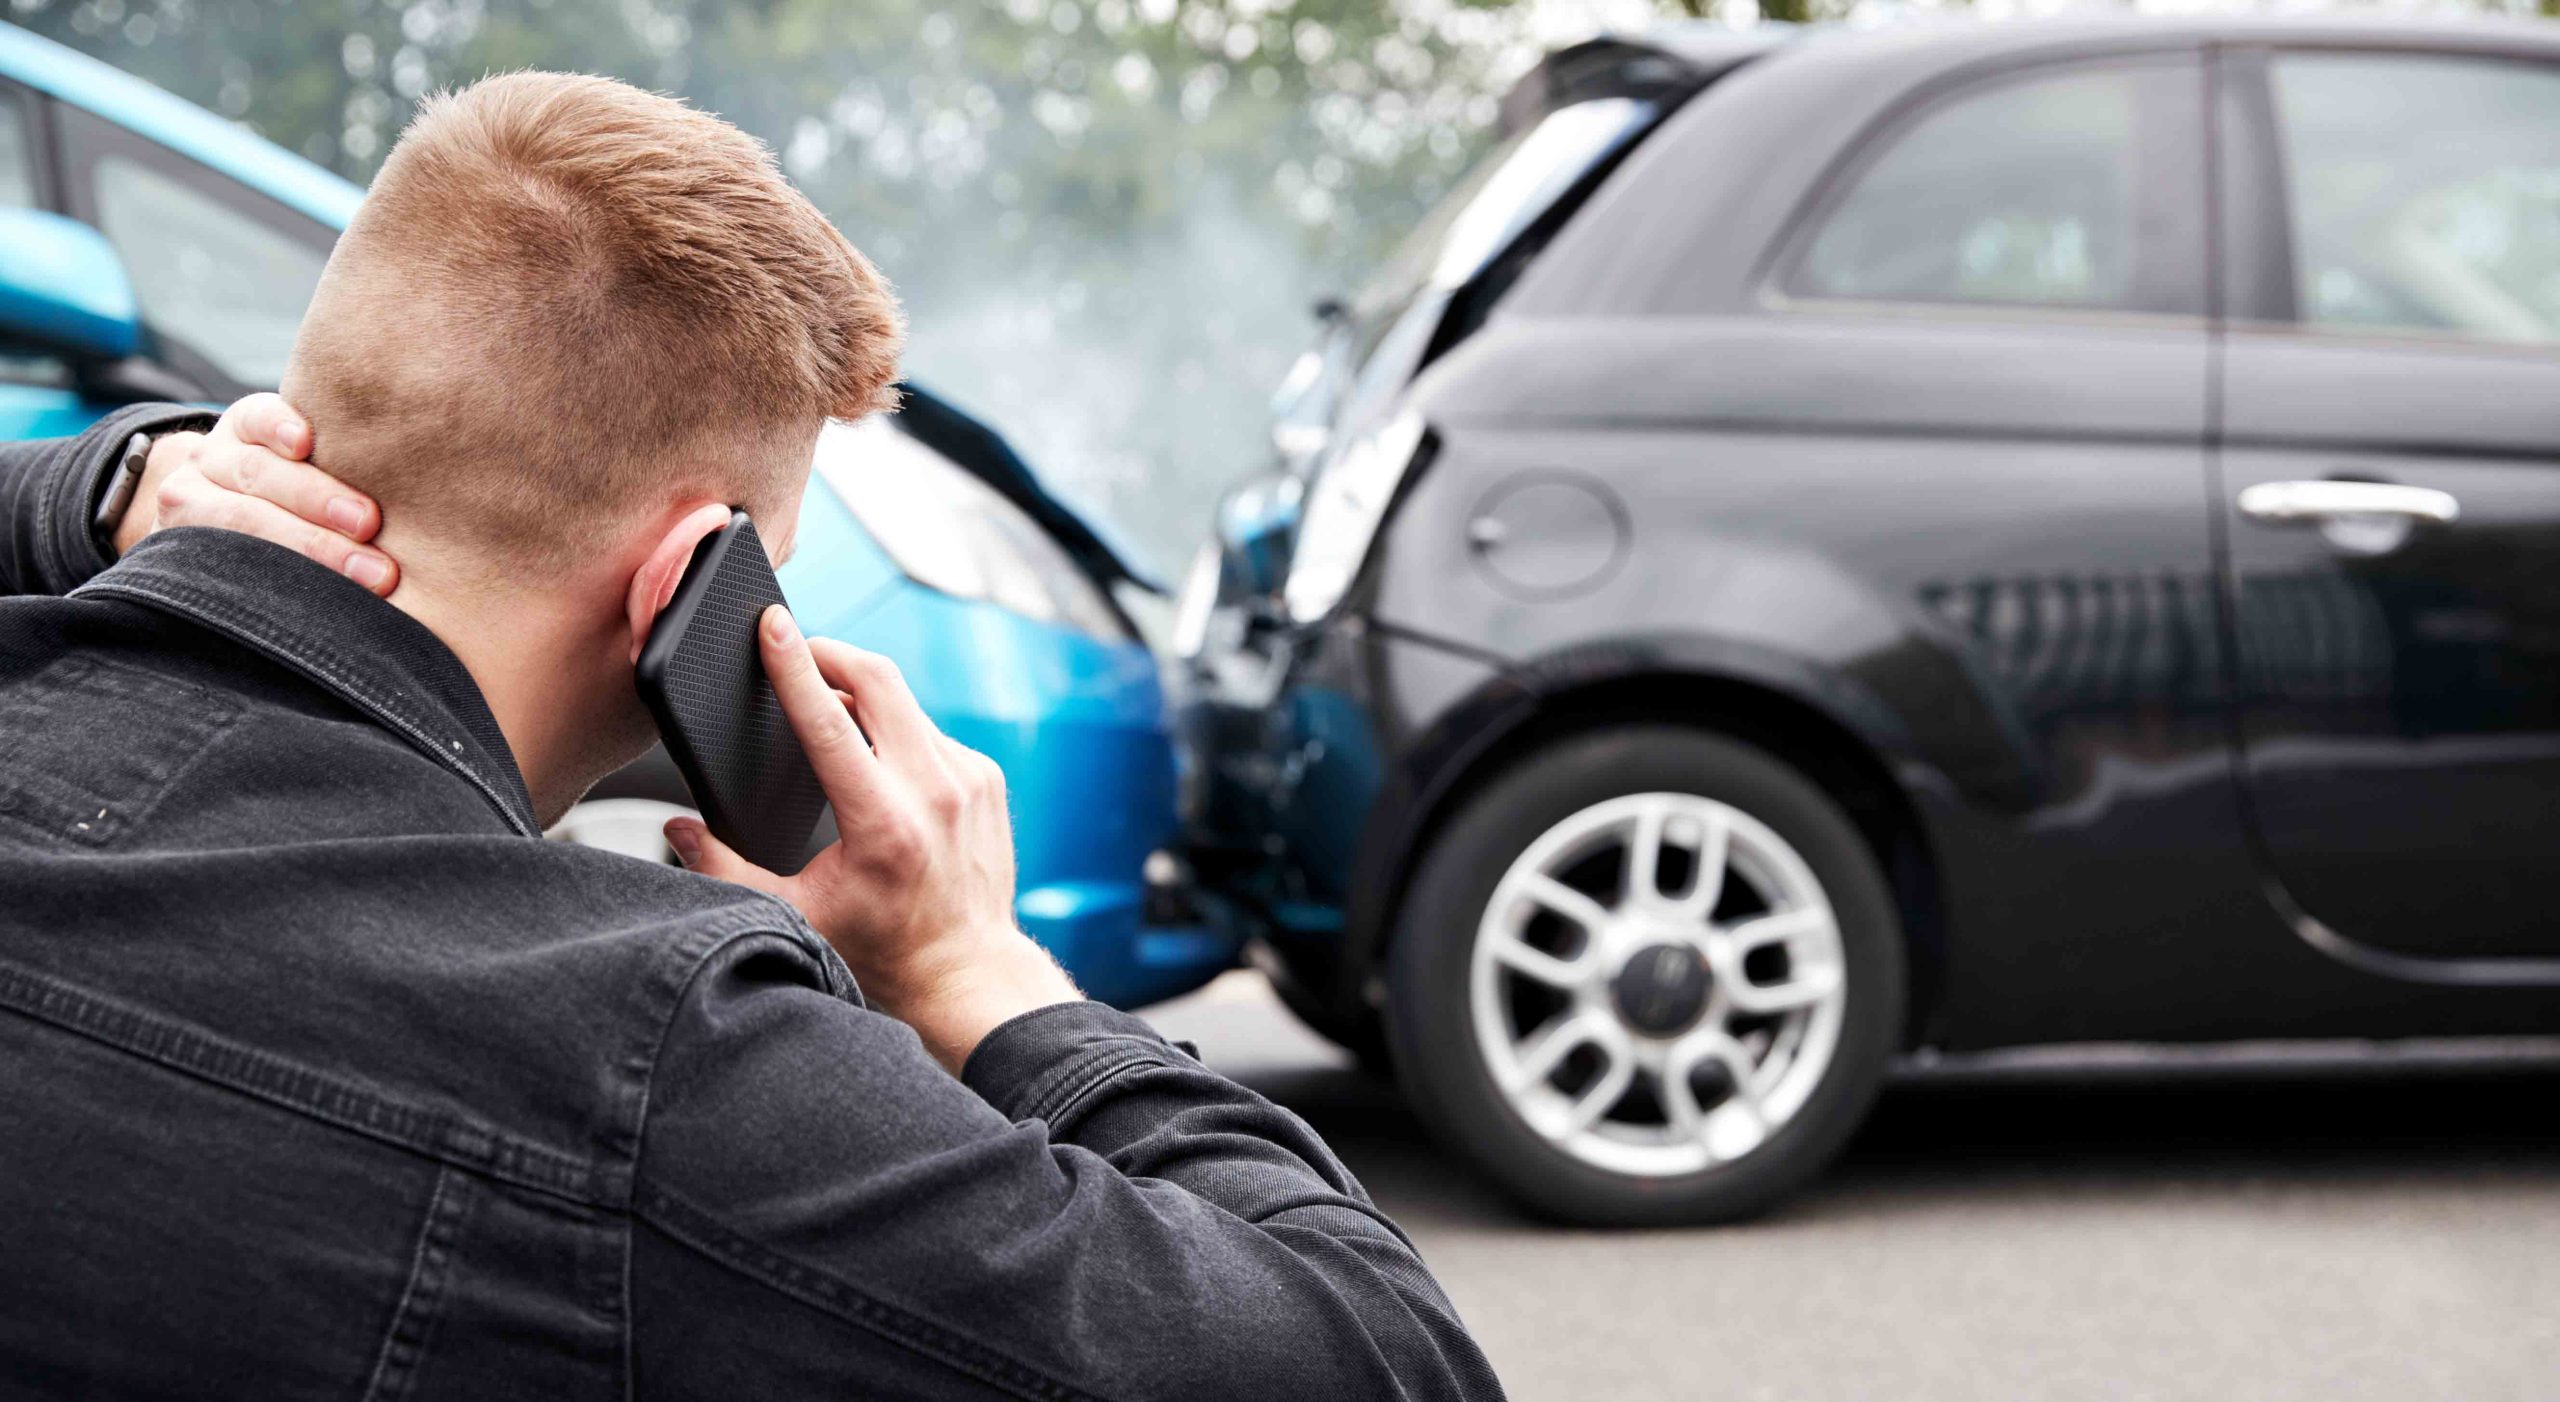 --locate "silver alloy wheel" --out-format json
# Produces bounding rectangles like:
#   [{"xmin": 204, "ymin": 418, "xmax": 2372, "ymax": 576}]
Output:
[
  {"xmin": 545, "ymin": 797, "xmax": 697, "ymax": 864},
  {"xmin": 1468, "ymin": 792, "xmax": 1848, "ymax": 1178}
]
